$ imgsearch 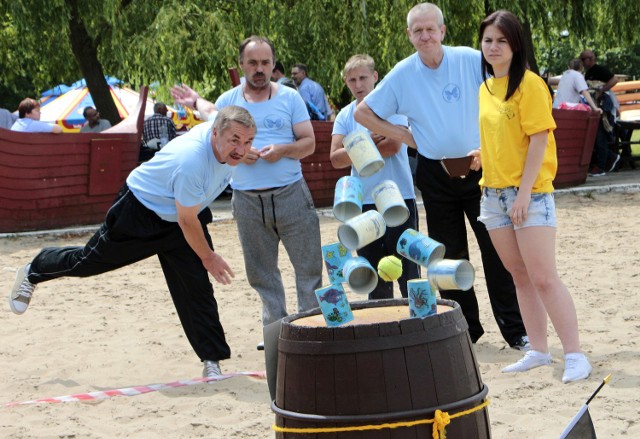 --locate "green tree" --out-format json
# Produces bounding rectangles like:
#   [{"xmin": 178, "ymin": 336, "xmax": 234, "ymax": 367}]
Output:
[
  {"xmin": 1, "ymin": 0, "xmax": 163, "ymax": 124},
  {"xmin": 2, "ymin": 0, "xmax": 639, "ymax": 117}
]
